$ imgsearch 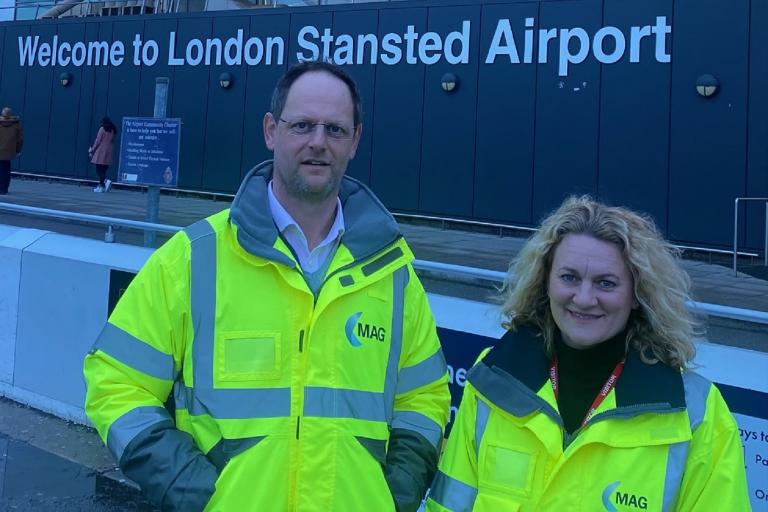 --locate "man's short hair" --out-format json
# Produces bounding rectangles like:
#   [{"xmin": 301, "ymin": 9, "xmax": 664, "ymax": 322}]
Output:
[
  {"xmin": 1, "ymin": 107, "xmax": 11, "ymax": 117},
  {"xmin": 270, "ymin": 61, "xmax": 362, "ymax": 127}
]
